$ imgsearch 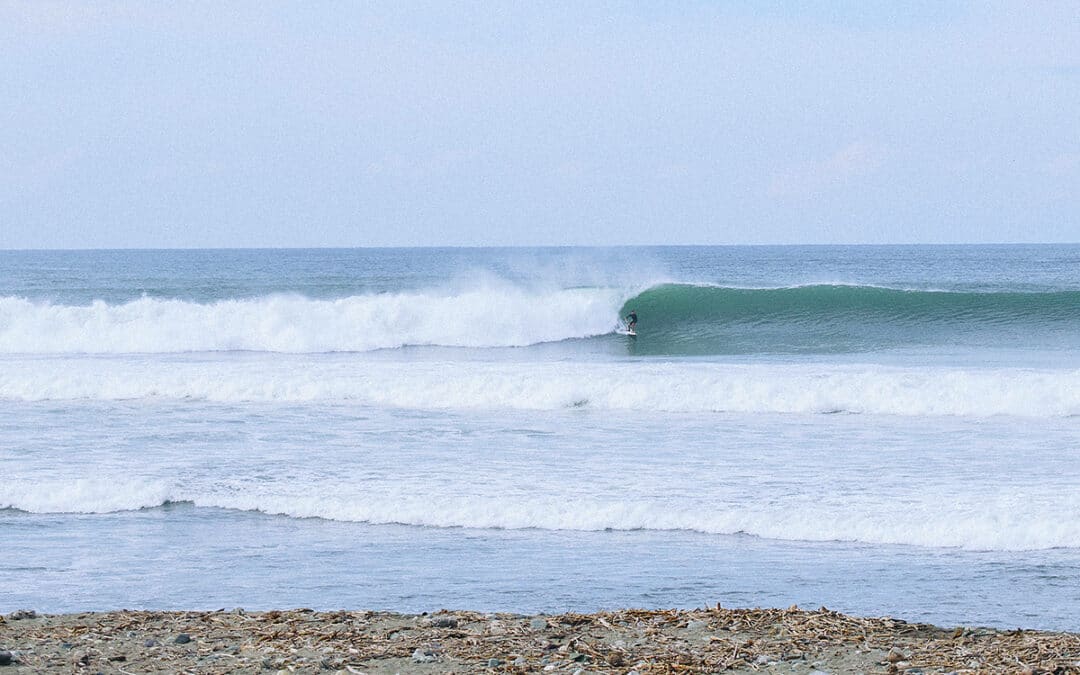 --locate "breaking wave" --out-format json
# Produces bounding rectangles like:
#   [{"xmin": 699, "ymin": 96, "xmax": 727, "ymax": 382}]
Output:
[
  {"xmin": 4, "ymin": 282, "xmax": 1079, "ymax": 356},
  {"xmin": 3, "ymin": 478, "xmax": 1077, "ymax": 552},
  {"xmin": 618, "ymin": 283, "xmax": 1080, "ymax": 354},
  {"xmin": 2, "ymin": 357, "xmax": 1079, "ymax": 417},
  {"xmin": 0, "ymin": 285, "xmax": 623, "ymax": 354}
]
